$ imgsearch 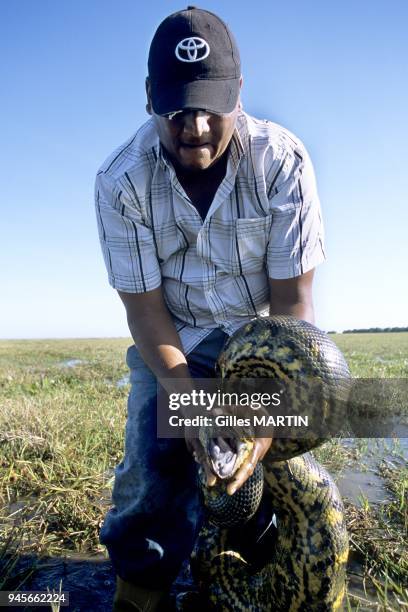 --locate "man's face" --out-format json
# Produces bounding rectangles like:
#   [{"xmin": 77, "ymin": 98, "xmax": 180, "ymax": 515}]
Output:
[{"xmin": 146, "ymin": 81, "xmax": 241, "ymax": 173}]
